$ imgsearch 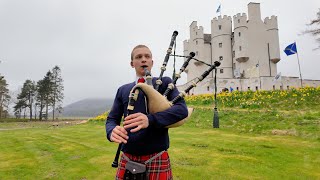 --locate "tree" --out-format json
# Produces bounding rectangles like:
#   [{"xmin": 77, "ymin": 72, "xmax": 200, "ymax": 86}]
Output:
[
  {"xmin": 50, "ymin": 66, "xmax": 64, "ymax": 120},
  {"xmin": 17, "ymin": 80, "xmax": 37, "ymax": 120},
  {"xmin": 36, "ymin": 71, "xmax": 54, "ymax": 120},
  {"xmin": 304, "ymin": 9, "xmax": 320, "ymax": 49},
  {"xmin": 0, "ymin": 77, "xmax": 11, "ymax": 118},
  {"xmin": 13, "ymin": 99, "xmax": 26, "ymax": 119}
]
